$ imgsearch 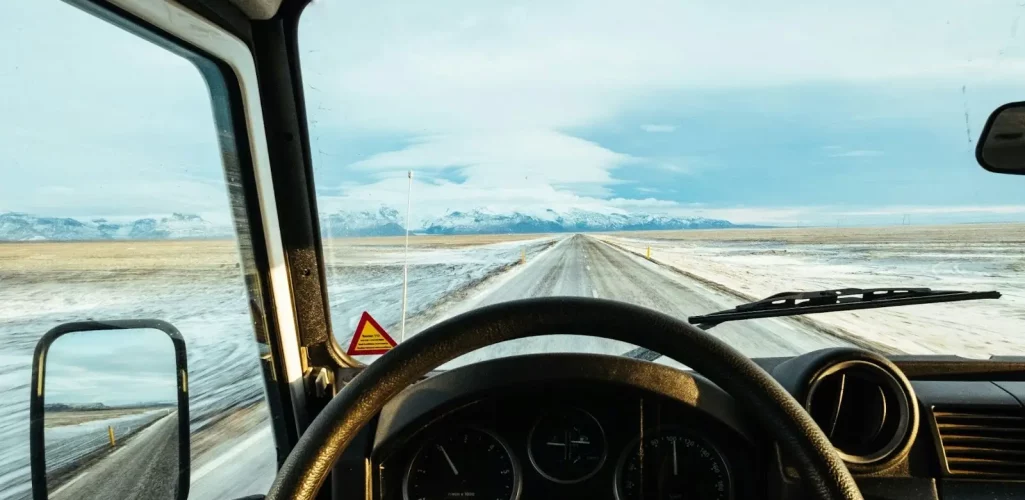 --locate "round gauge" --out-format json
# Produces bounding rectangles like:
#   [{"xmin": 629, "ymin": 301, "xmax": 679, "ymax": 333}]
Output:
[
  {"xmin": 404, "ymin": 427, "xmax": 520, "ymax": 500},
  {"xmin": 615, "ymin": 430, "xmax": 731, "ymax": 500},
  {"xmin": 527, "ymin": 407, "xmax": 607, "ymax": 483}
]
